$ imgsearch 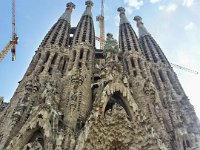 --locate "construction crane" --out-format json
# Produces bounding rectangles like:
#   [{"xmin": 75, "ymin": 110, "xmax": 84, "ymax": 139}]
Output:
[
  {"xmin": 96, "ymin": 0, "xmax": 105, "ymax": 50},
  {"xmin": 170, "ymin": 63, "xmax": 199, "ymax": 75},
  {"xmin": 0, "ymin": 0, "xmax": 18, "ymax": 62}
]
